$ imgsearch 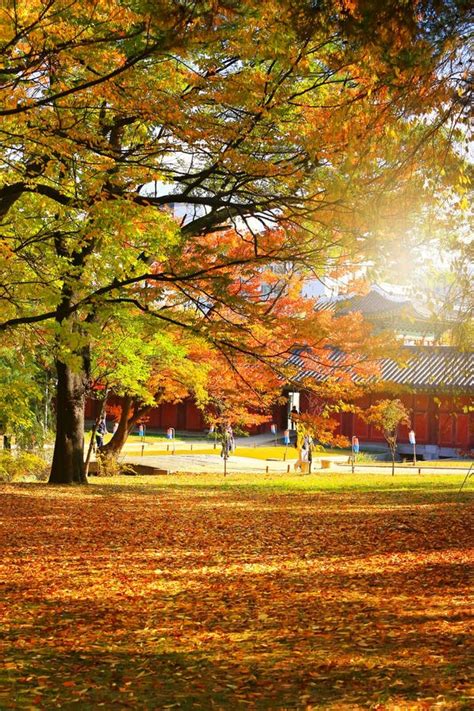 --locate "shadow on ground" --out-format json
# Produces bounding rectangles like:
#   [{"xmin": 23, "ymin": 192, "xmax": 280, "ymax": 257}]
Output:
[{"xmin": 0, "ymin": 483, "xmax": 472, "ymax": 708}]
